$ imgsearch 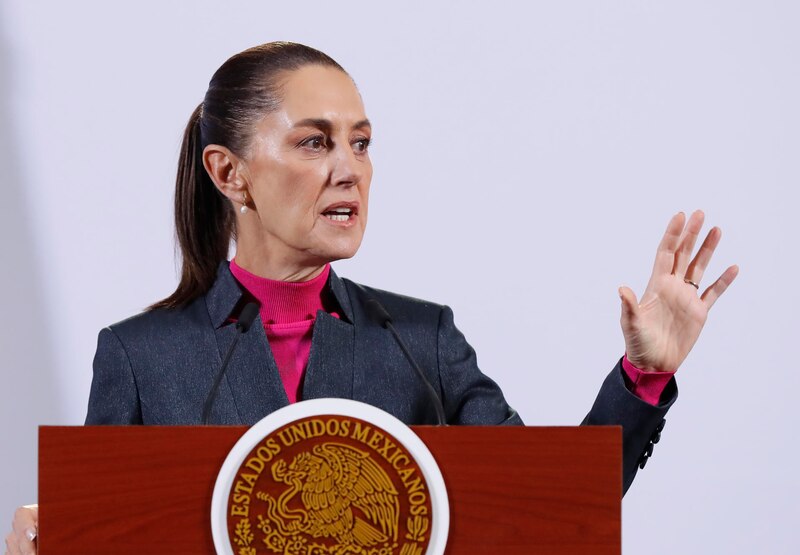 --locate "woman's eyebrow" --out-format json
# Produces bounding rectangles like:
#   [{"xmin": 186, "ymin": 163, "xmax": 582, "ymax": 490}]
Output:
[
  {"xmin": 353, "ymin": 119, "xmax": 372, "ymax": 131},
  {"xmin": 293, "ymin": 118, "xmax": 372, "ymax": 132}
]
